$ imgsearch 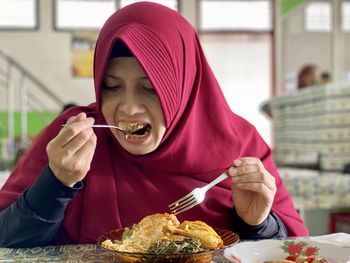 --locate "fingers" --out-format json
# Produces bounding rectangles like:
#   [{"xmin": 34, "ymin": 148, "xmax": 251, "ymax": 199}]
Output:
[
  {"xmin": 62, "ymin": 128, "xmax": 95, "ymax": 156},
  {"xmin": 228, "ymin": 157, "xmax": 276, "ymax": 192},
  {"xmin": 46, "ymin": 112, "xmax": 97, "ymax": 187},
  {"xmin": 56, "ymin": 133, "xmax": 97, "ymax": 175},
  {"xmin": 233, "ymin": 157, "xmax": 264, "ymax": 170},
  {"xmin": 62, "ymin": 112, "xmax": 86, "ymax": 128},
  {"xmin": 57, "ymin": 113, "xmax": 95, "ymax": 147},
  {"xmin": 74, "ymin": 133, "xmax": 97, "ymax": 164},
  {"xmin": 47, "ymin": 112, "xmax": 96, "ymax": 166}
]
